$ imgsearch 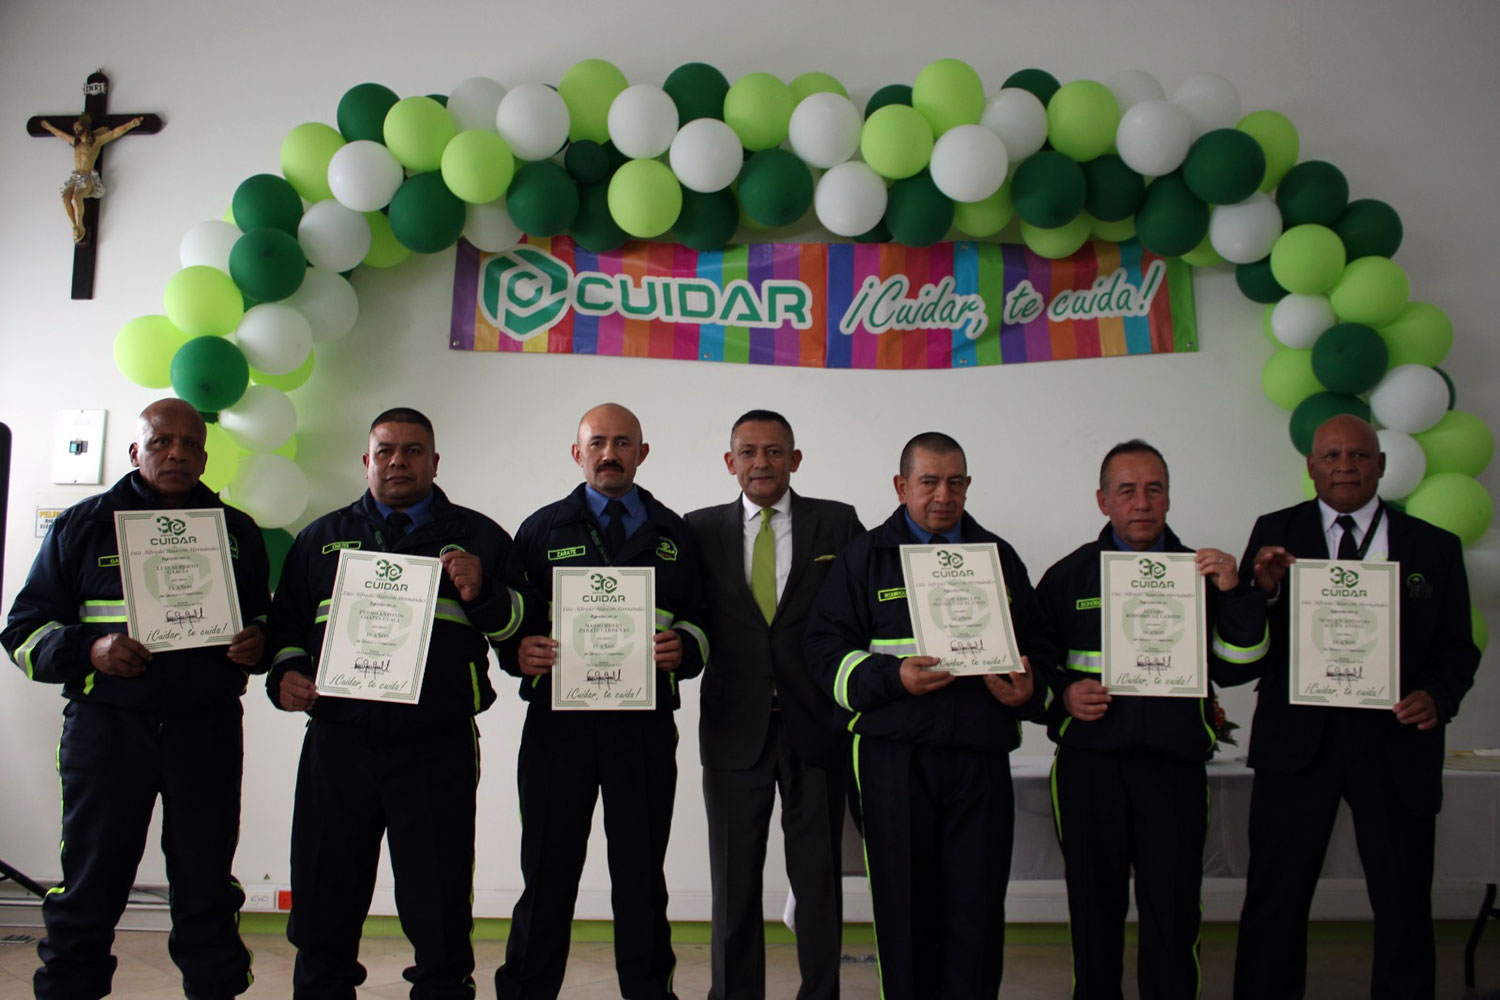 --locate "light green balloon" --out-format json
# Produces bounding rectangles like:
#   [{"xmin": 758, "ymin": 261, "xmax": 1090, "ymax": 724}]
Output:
[
  {"xmin": 1473, "ymin": 604, "xmax": 1489, "ymax": 652},
  {"xmin": 860, "ymin": 104, "xmax": 934, "ymax": 180},
  {"xmin": 1238, "ymin": 109, "xmax": 1300, "ymax": 192},
  {"xmin": 1046, "ymin": 79, "xmax": 1121, "ymax": 162},
  {"xmin": 280, "ymin": 122, "xmax": 344, "ymax": 203},
  {"xmin": 272, "ymin": 434, "xmax": 299, "ymax": 461},
  {"xmin": 1329, "ymin": 256, "xmax": 1409, "ymax": 327},
  {"xmin": 202, "ymin": 422, "xmax": 240, "ymax": 493},
  {"xmin": 1262, "ymin": 348, "xmax": 1323, "ymax": 410},
  {"xmin": 363, "ymin": 211, "xmax": 411, "ymax": 268},
  {"xmin": 1414, "ymin": 410, "xmax": 1494, "ymax": 477},
  {"xmin": 1181, "ymin": 233, "xmax": 1226, "ymax": 268},
  {"xmin": 789, "ymin": 71, "xmax": 848, "ymax": 103},
  {"xmin": 953, "ymin": 184, "xmax": 1014, "ymax": 238},
  {"xmin": 608, "ymin": 159, "xmax": 683, "ymax": 238},
  {"xmin": 163, "ymin": 266, "xmax": 244, "ymax": 337},
  {"xmin": 1262, "ymin": 303, "xmax": 1279, "ymax": 344},
  {"xmin": 115, "ymin": 314, "xmax": 192, "ymax": 388},
  {"xmin": 1020, "ymin": 215, "xmax": 1091, "ymax": 260},
  {"xmin": 1300, "ymin": 467, "xmax": 1318, "ymax": 500},
  {"xmin": 912, "ymin": 58, "xmax": 984, "ymax": 137},
  {"xmin": 251, "ymin": 351, "xmax": 315, "ymax": 392},
  {"xmin": 1089, "ymin": 213, "xmax": 1136, "ymax": 243},
  {"xmin": 383, "ymin": 96, "xmax": 457, "ymax": 173},
  {"xmin": 1269, "ymin": 224, "xmax": 1346, "ymax": 295},
  {"xmin": 723, "ymin": 73, "xmax": 795, "ymax": 152},
  {"xmin": 1379, "ymin": 300, "xmax": 1453, "ymax": 367},
  {"xmin": 559, "ymin": 58, "xmax": 629, "ymax": 143},
  {"xmin": 1403, "ymin": 472, "xmax": 1493, "ymax": 545},
  {"xmin": 441, "ymin": 130, "xmax": 515, "ymax": 205}
]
